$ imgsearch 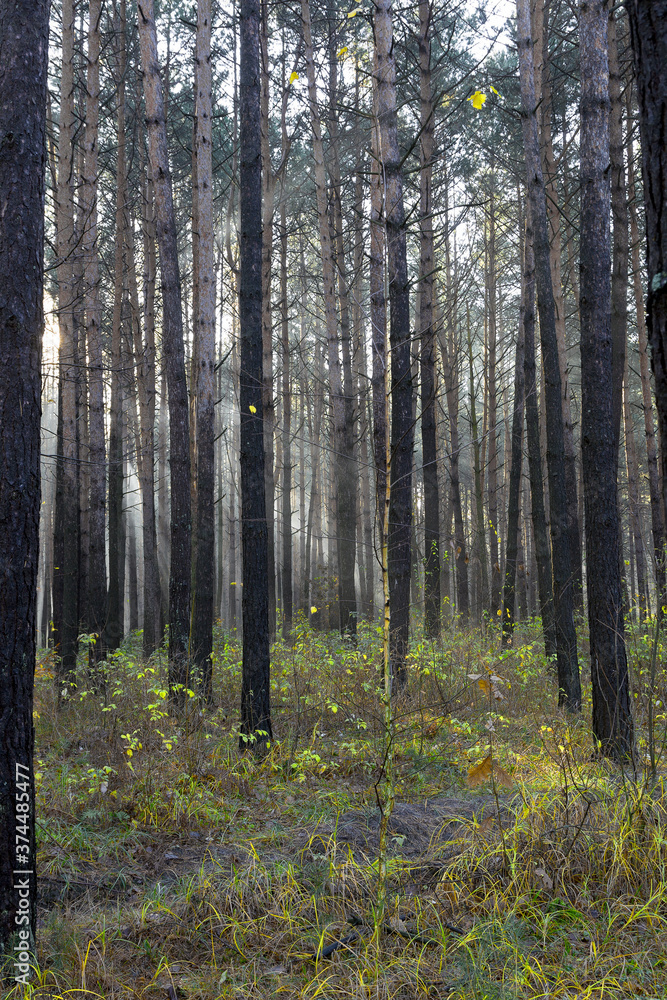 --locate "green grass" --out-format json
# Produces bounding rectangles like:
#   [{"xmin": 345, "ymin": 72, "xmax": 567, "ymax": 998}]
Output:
[{"xmin": 12, "ymin": 613, "xmax": 667, "ymax": 998}]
